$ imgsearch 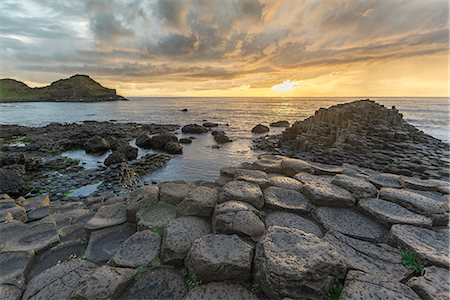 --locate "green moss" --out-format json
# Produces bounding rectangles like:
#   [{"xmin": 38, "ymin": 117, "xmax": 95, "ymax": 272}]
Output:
[
  {"xmin": 401, "ymin": 250, "xmax": 424, "ymax": 275},
  {"xmin": 327, "ymin": 283, "xmax": 343, "ymax": 300},
  {"xmin": 64, "ymin": 187, "xmax": 77, "ymax": 198},
  {"xmin": 76, "ymin": 254, "xmax": 86, "ymax": 261},
  {"xmin": 186, "ymin": 279, "xmax": 202, "ymax": 290},
  {"xmin": 251, "ymin": 282, "xmax": 262, "ymax": 294},
  {"xmin": 134, "ymin": 266, "xmax": 147, "ymax": 280},
  {"xmin": 149, "ymin": 256, "xmax": 160, "ymax": 268},
  {"xmin": 150, "ymin": 226, "xmax": 164, "ymax": 236}
]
